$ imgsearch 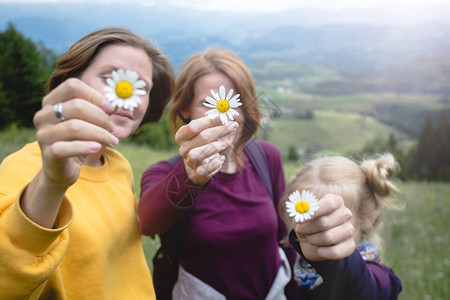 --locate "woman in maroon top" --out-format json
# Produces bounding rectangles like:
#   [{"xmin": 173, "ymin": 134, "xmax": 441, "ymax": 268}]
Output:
[{"xmin": 138, "ymin": 49, "xmax": 355, "ymax": 299}]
